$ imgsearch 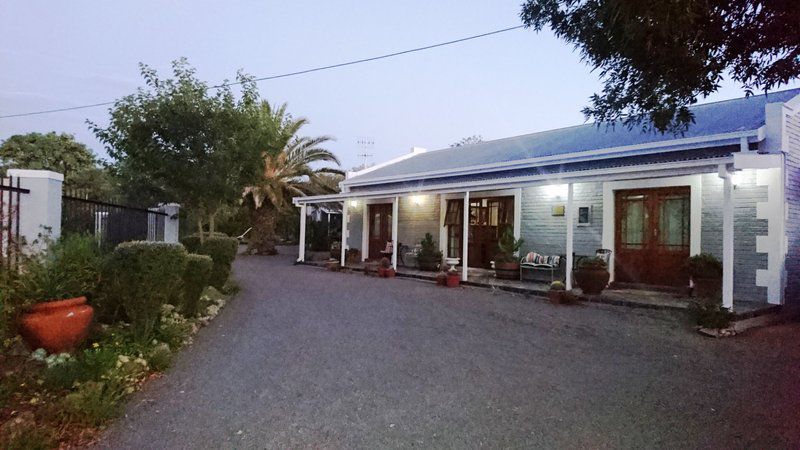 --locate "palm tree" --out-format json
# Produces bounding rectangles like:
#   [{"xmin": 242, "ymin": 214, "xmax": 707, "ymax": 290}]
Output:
[{"xmin": 244, "ymin": 102, "xmax": 343, "ymax": 254}]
